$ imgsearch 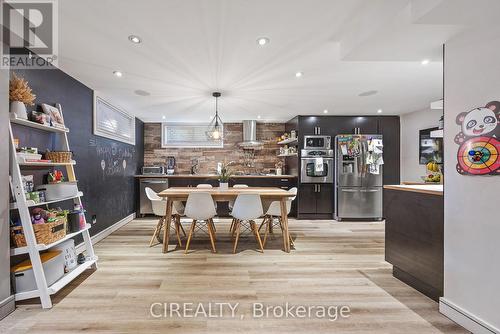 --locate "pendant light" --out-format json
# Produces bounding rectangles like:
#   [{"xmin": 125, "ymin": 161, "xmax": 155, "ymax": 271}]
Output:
[{"xmin": 206, "ymin": 92, "xmax": 223, "ymax": 141}]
